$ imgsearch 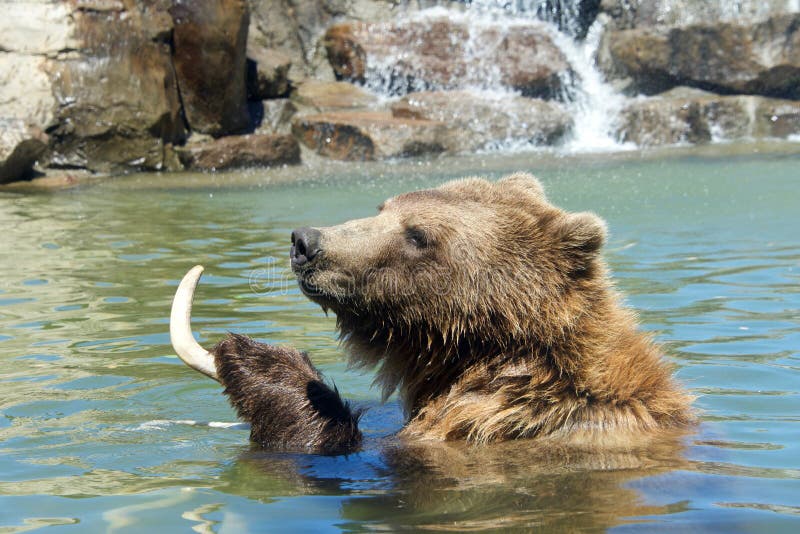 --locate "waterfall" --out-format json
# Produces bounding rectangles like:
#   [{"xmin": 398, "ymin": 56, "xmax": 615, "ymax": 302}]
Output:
[
  {"xmin": 466, "ymin": 0, "xmax": 599, "ymax": 38},
  {"xmin": 359, "ymin": 1, "xmax": 629, "ymax": 153},
  {"xmin": 550, "ymin": 17, "xmax": 633, "ymax": 152}
]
